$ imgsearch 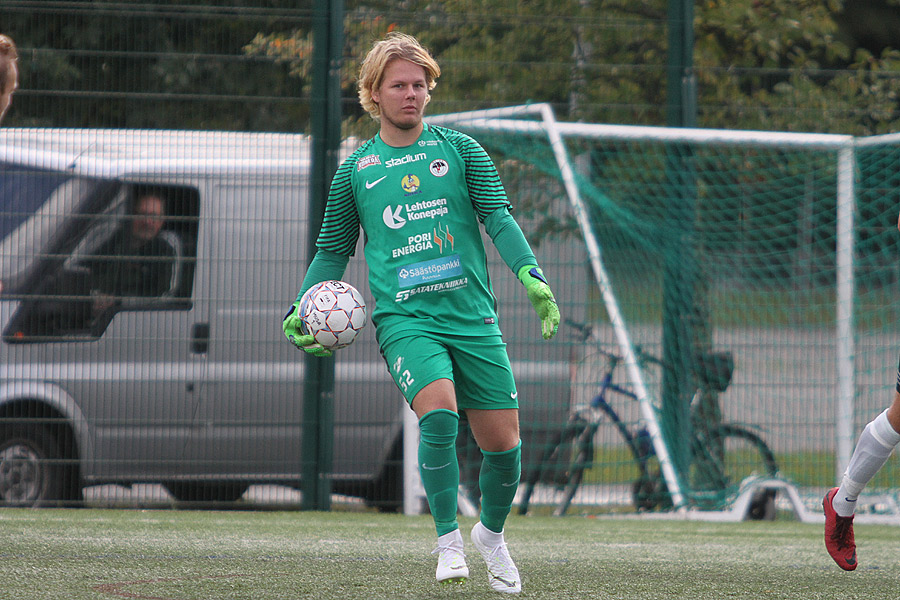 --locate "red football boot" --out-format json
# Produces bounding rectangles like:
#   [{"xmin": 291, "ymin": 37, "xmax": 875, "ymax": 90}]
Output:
[{"xmin": 824, "ymin": 487, "xmax": 857, "ymax": 571}]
